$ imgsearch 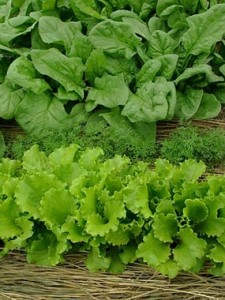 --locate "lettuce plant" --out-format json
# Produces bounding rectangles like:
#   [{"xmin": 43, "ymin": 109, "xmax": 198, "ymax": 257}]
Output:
[
  {"xmin": 0, "ymin": 1, "xmax": 225, "ymax": 141},
  {"xmin": 1, "ymin": 144, "xmax": 225, "ymax": 277}
]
